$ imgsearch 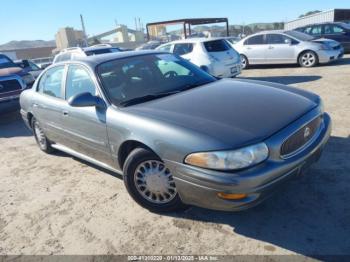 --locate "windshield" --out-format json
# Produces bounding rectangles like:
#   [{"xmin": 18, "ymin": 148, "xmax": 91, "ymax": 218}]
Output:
[
  {"xmin": 0, "ymin": 55, "xmax": 17, "ymax": 69},
  {"xmin": 97, "ymin": 53, "xmax": 216, "ymax": 106},
  {"xmin": 285, "ymin": 30, "xmax": 315, "ymax": 41}
]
